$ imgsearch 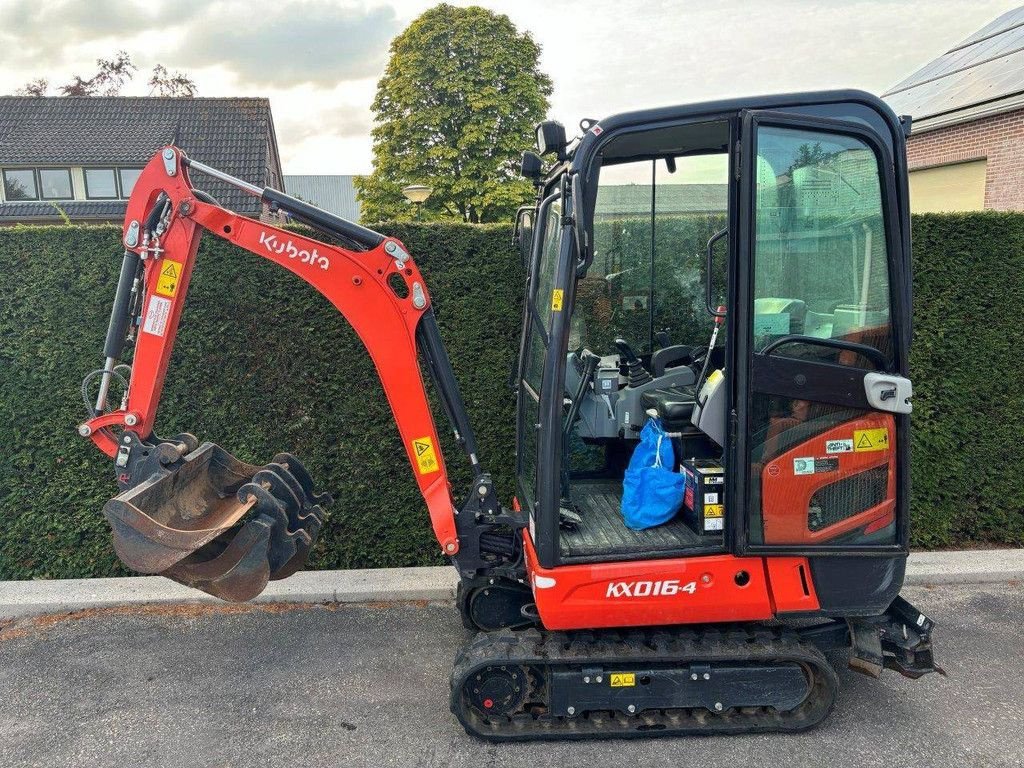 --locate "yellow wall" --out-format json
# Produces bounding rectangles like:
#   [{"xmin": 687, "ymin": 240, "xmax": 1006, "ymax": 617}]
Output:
[{"xmin": 909, "ymin": 159, "xmax": 987, "ymax": 213}]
